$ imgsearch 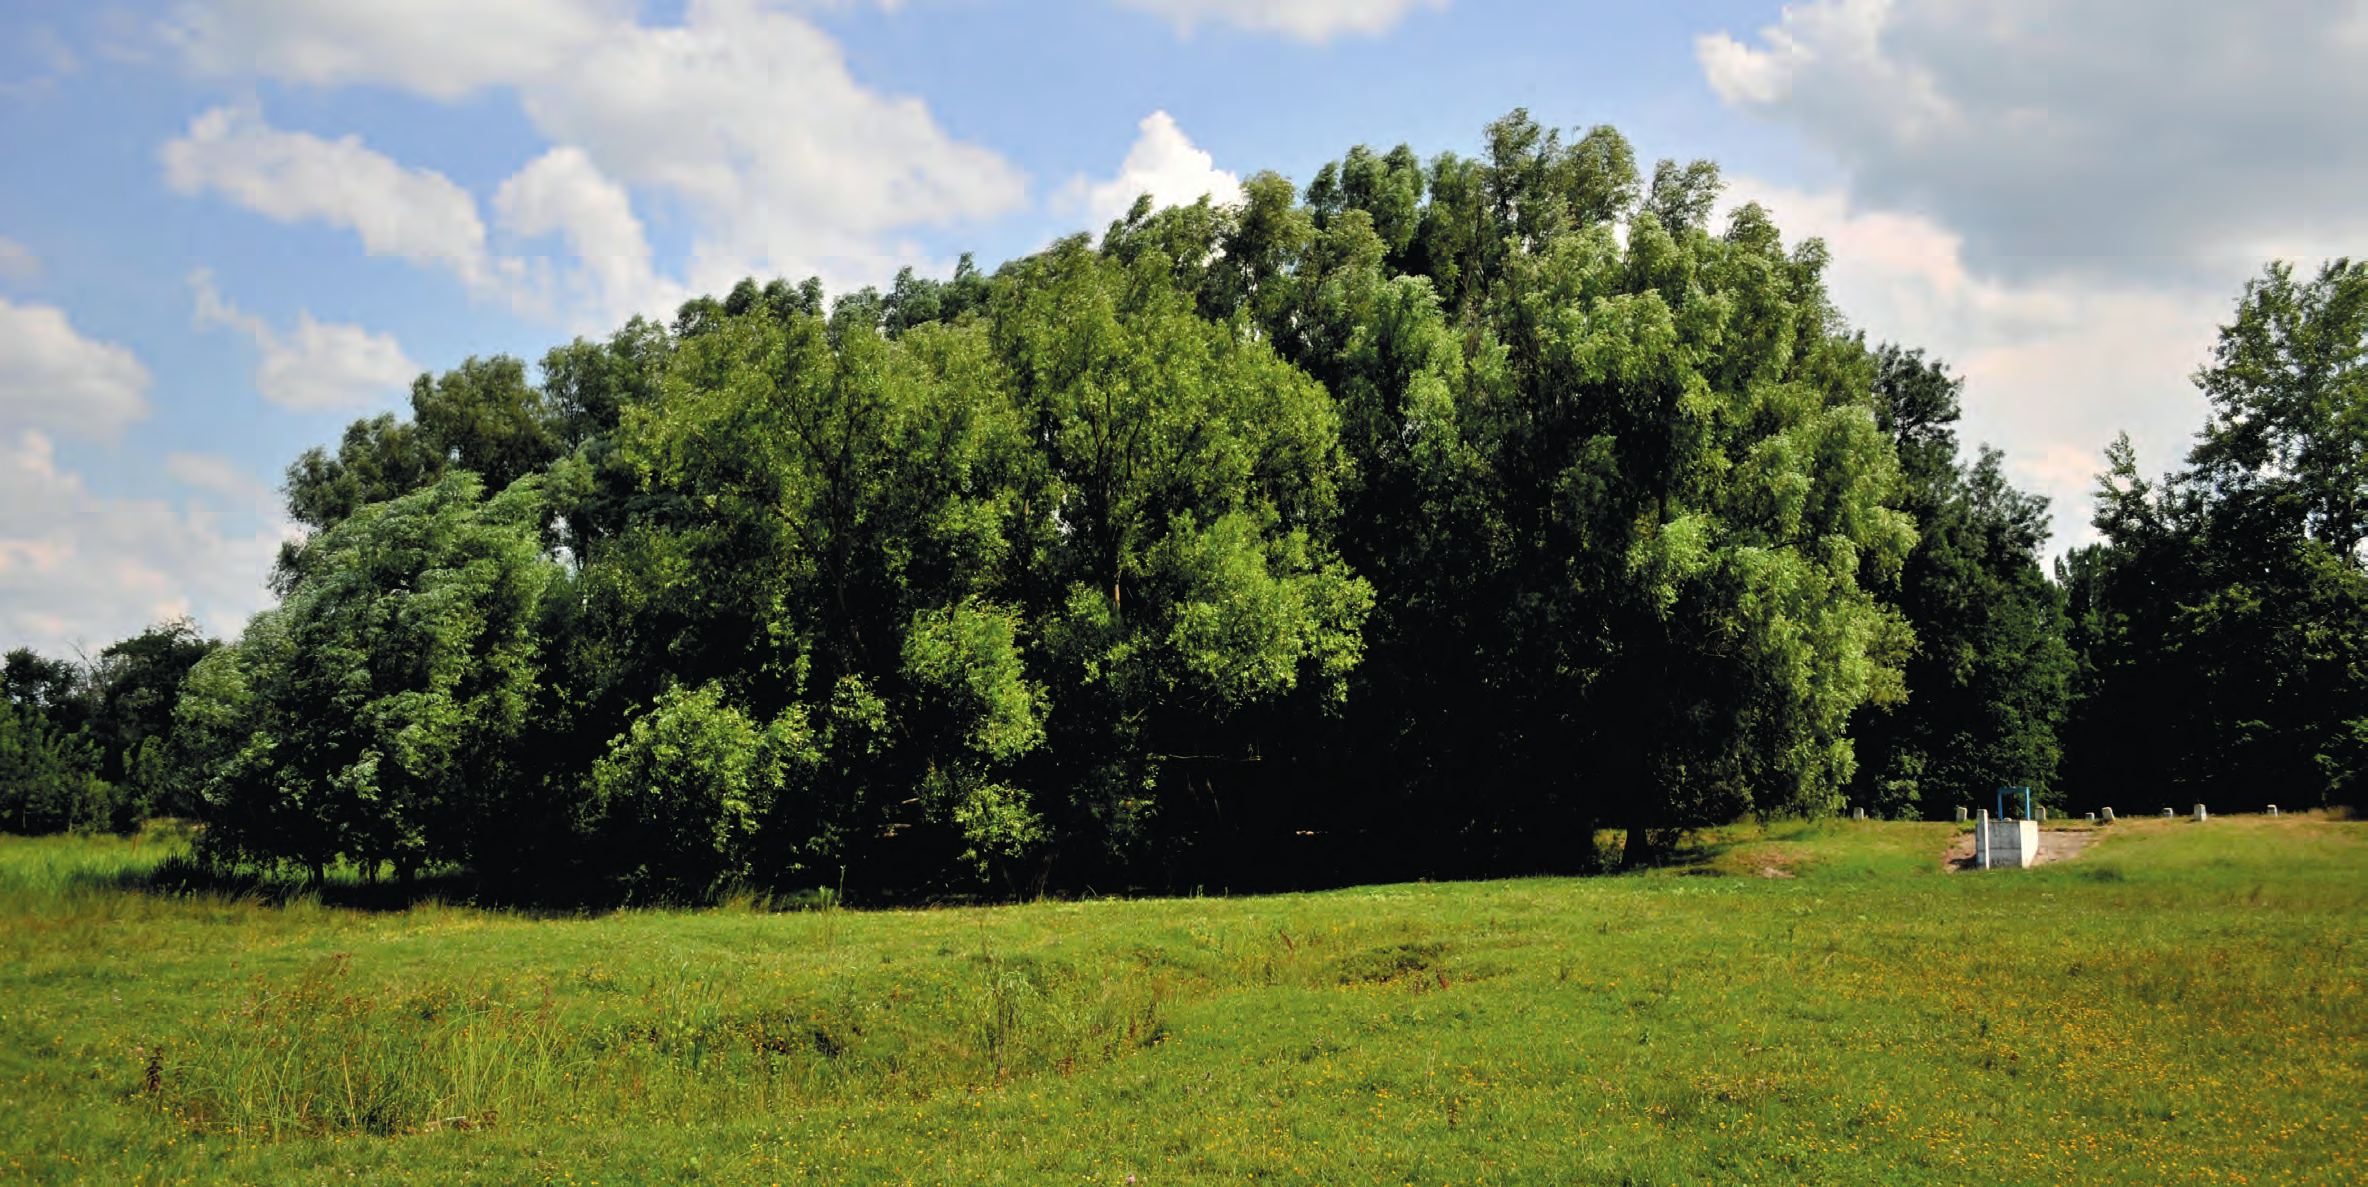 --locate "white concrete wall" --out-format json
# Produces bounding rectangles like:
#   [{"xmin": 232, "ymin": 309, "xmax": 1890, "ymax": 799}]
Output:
[{"xmin": 1982, "ymin": 819, "xmax": 2039, "ymax": 869}]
